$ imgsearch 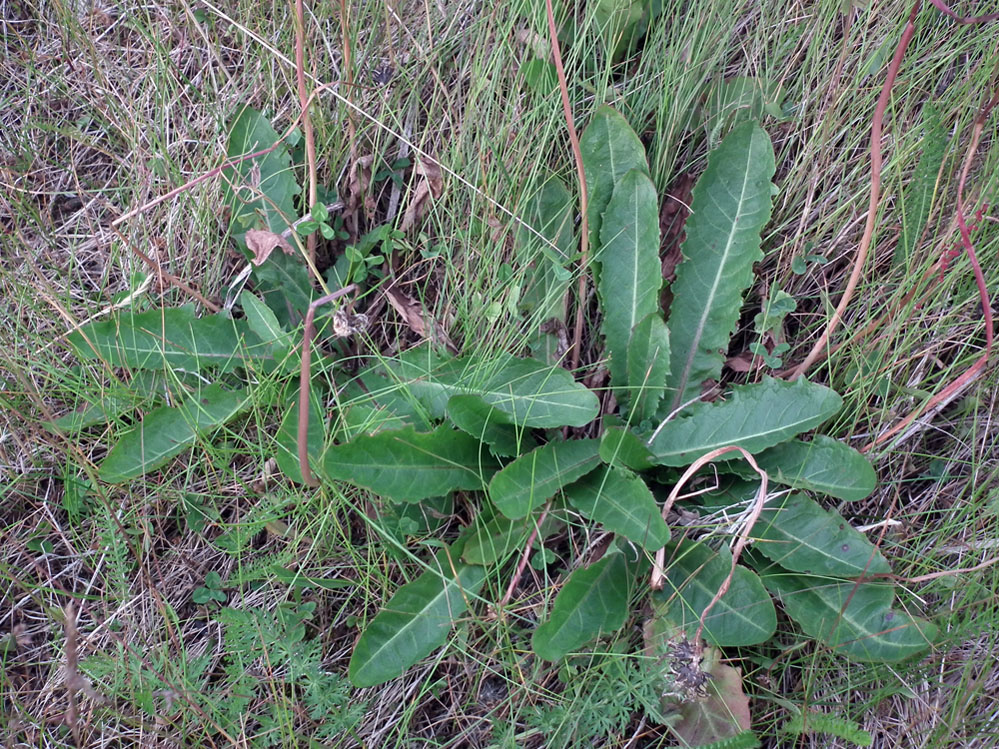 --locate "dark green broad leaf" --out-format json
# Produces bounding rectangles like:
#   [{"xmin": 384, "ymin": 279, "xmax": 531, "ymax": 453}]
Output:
[
  {"xmin": 754, "ymin": 436, "xmax": 877, "ymax": 502},
  {"xmin": 599, "ymin": 426, "xmax": 655, "ymax": 471},
  {"xmin": 99, "ymin": 385, "xmax": 249, "ymax": 483},
  {"xmin": 625, "ymin": 313, "xmax": 670, "ymax": 421},
  {"xmin": 566, "ymin": 466, "xmax": 670, "ymax": 550},
  {"xmin": 580, "ymin": 105, "xmax": 649, "ymax": 247},
  {"xmin": 68, "ymin": 306, "xmax": 259, "ymax": 373},
  {"xmin": 761, "ymin": 571, "xmax": 937, "ymax": 662},
  {"xmin": 532, "ymin": 550, "xmax": 636, "ymax": 660},
  {"xmin": 322, "ymin": 425, "xmax": 498, "ymax": 503},
  {"xmin": 273, "ymin": 385, "xmax": 325, "ymax": 484},
  {"xmin": 461, "ymin": 509, "xmax": 563, "ymax": 567},
  {"xmin": 754, "ymin": 493, "xmax": 891, "ymax": 577},
  {"xmin": 447, "ymin": 394, "xmax": 533, "ymax": 458},
  {"xmin": 368, "ymin": 346, "xmax": 599, "ymax": 428},
  {"xmin": 665, "ymin": 121, "xmax": 776, "ymax": 411},
  {"xmin": 223, "ymin": 106, "xmax": 300, "ymax": 242},
  {"xmin": 598, "ymin": 169, "xmax": 662, "ymax": 395},
  {"xmin": 489, "ymin": 439, "xmax": 602, "ymax": 519},
  {"xmin": 349, "ymin": 558, "xmax": 487, "ymax": 686},
  {"xmin": 240, "ymin": 290, "xmax": 290, "ymax": 350},
  {"xmin": 653, "ymin": 540, "xmax": 775, "ymax": 646},
  {"xmin": 649, "ymin": 377, "xmax": 842, "ymax": 466}
]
